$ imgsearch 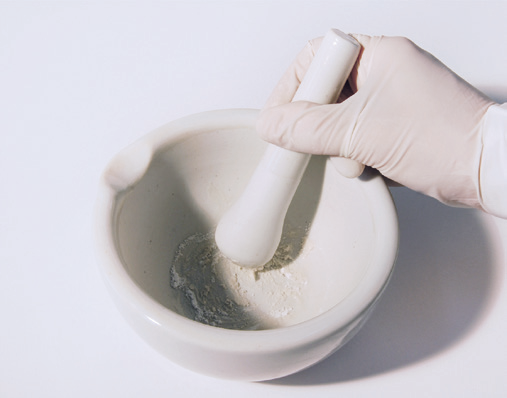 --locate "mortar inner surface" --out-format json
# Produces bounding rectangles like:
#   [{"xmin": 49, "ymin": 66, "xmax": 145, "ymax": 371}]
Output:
[{"xmin": 116, "ymin": 127, "xmax": 376, "ymax": 331}]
